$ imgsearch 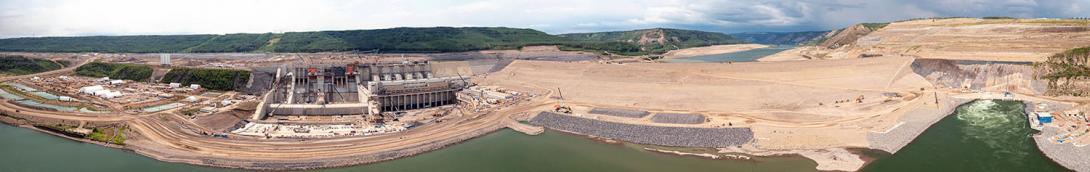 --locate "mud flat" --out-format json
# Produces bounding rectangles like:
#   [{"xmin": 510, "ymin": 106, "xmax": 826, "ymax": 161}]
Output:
[
  {"xmin": 530, "ymin": 112, "xmax": 752, "ymax": 147},
  {"xmin": 717, "ymin": 146, "xmax": 865, "ymax": 171}
]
